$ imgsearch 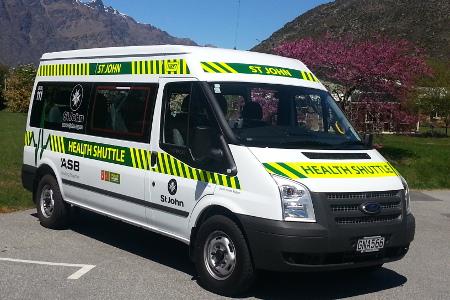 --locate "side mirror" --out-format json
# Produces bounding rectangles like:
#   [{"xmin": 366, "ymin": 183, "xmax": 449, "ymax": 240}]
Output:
[
  {"xmin": 191, "ymin": 126, "xmax": 223, "ymax": 162},
  {"xmin": 364, "ymin": 133, "xmax": 374, "ymax": 148}
]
